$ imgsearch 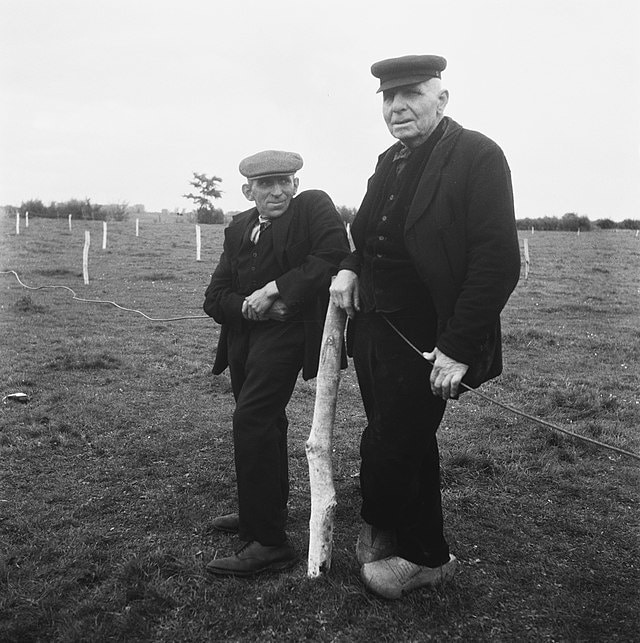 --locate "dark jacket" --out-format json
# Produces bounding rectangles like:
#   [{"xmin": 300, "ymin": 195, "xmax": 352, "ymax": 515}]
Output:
[
  {"xmin": 349, "ymin": 117, "xmax": 521, "ymax": 388},
  {"xmin": 204, "ymin": 189, "xmax": 350, "ymax": 380}
]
